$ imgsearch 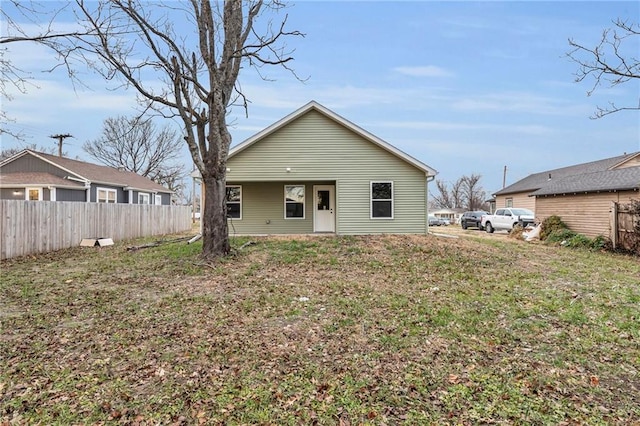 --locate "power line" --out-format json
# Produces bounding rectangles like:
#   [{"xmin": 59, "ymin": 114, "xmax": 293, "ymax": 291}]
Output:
[{"xmin": 49, "ymin": 133, "xmax": 73, "ymax": 157}]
